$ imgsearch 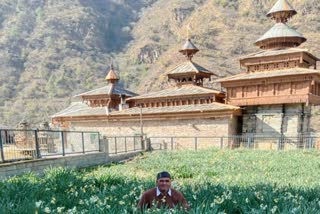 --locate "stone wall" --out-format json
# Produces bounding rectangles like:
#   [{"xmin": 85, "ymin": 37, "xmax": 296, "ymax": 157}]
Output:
[
  {"xmin": 242, "ymin": 104, "xmax": 311, "ymax": 137},
  {"xmin": 69, "ymin": 117, "xmax": 235, "ymax": 137}
]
